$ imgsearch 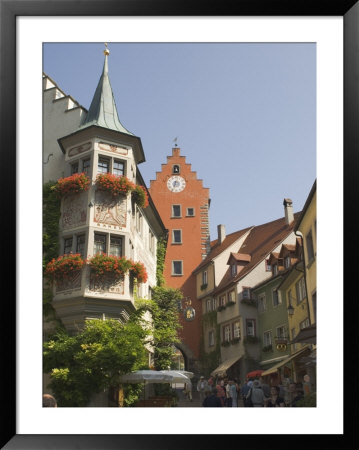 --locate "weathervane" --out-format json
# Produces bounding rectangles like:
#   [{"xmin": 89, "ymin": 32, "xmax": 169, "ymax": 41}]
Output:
[
  {"xmin": 104, "ymin": 42, "xmax": 110, "ymax": 56},
  {"xmin": 173, "ymin": 137, "xmax": 178, "ymax": 147}
]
